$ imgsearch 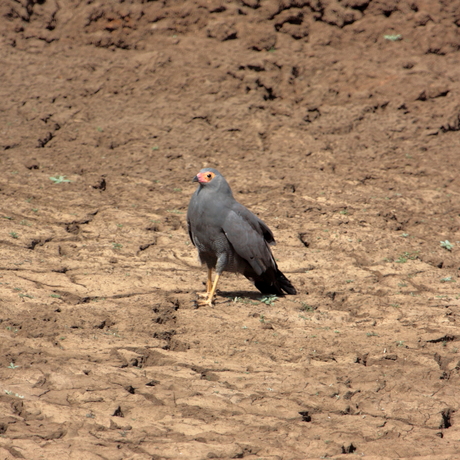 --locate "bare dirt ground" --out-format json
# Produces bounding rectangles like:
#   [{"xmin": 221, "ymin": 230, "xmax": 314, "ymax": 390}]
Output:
[{"xmin": 1, "ymin": 1, "xmax": 460, "ymax": 459}]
